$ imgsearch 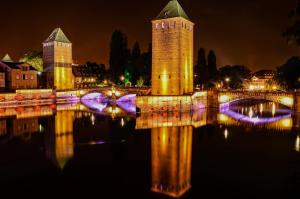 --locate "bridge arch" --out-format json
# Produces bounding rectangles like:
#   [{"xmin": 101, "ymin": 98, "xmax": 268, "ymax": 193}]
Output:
[{"xmin": 218, "ymin": 91, "xmax": 294, "ymax": 108}]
